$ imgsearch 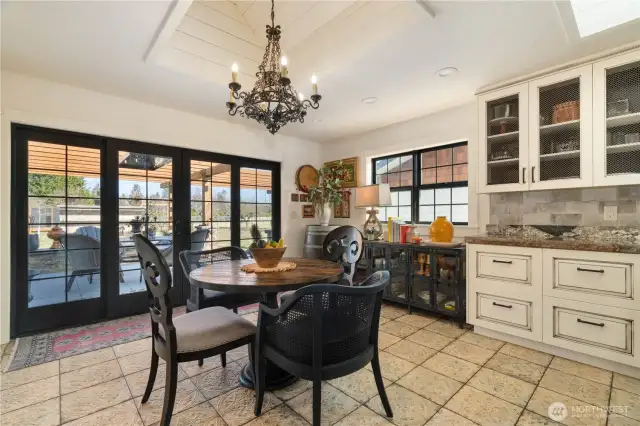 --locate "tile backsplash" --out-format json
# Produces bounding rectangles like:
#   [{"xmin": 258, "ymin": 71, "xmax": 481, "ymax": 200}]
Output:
[{"xmin": 490, "ymin": 187, "xmax": 640, "ymax": 227}]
